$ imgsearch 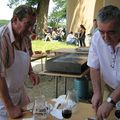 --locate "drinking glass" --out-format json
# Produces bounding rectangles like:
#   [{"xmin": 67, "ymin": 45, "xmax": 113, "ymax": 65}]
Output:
[
  {"xmin": 62, "ymin": 102, "xmax": 72, "ymax": 120},
  {"xmin": 115, "ymin": 101, "xmax": 120, "ymax": 119},
  {"xmin": 62, "ymin": 89, "xmax": 78, "ymax": 119},
  {"xmin": 33, "ymin": 95, "xmax": 48, "ymax": 120}
]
